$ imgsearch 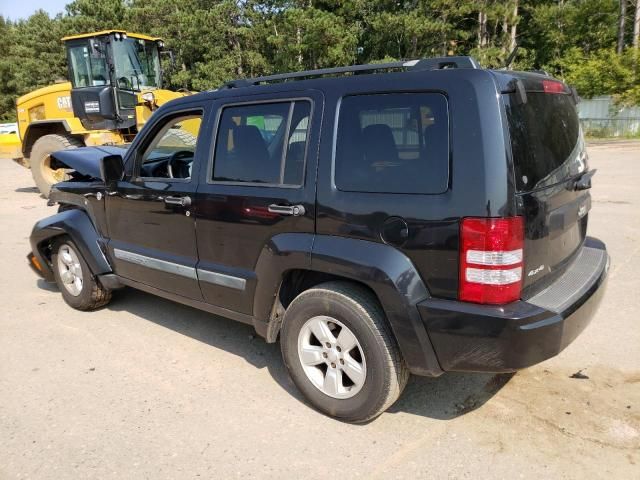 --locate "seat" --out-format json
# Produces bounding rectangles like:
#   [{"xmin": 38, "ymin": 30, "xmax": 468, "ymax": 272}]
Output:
[
  {"xmin": 423, "ymin": 119, "xmax": 448, "ymax": 163},
  {"xmin": 215, "ymin": 124, "xmax": 278, "ymax": 183},
  {"xmin": 361, "ymin": 124, "xmax": 399, "ymax": 167},
  {"xmin": 355, "ymin": 124, "xmax": 400, "ymax": 190},
  {"xmin": 234, "ymin": 125, "xmax": 279, "ymax": 183}
]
